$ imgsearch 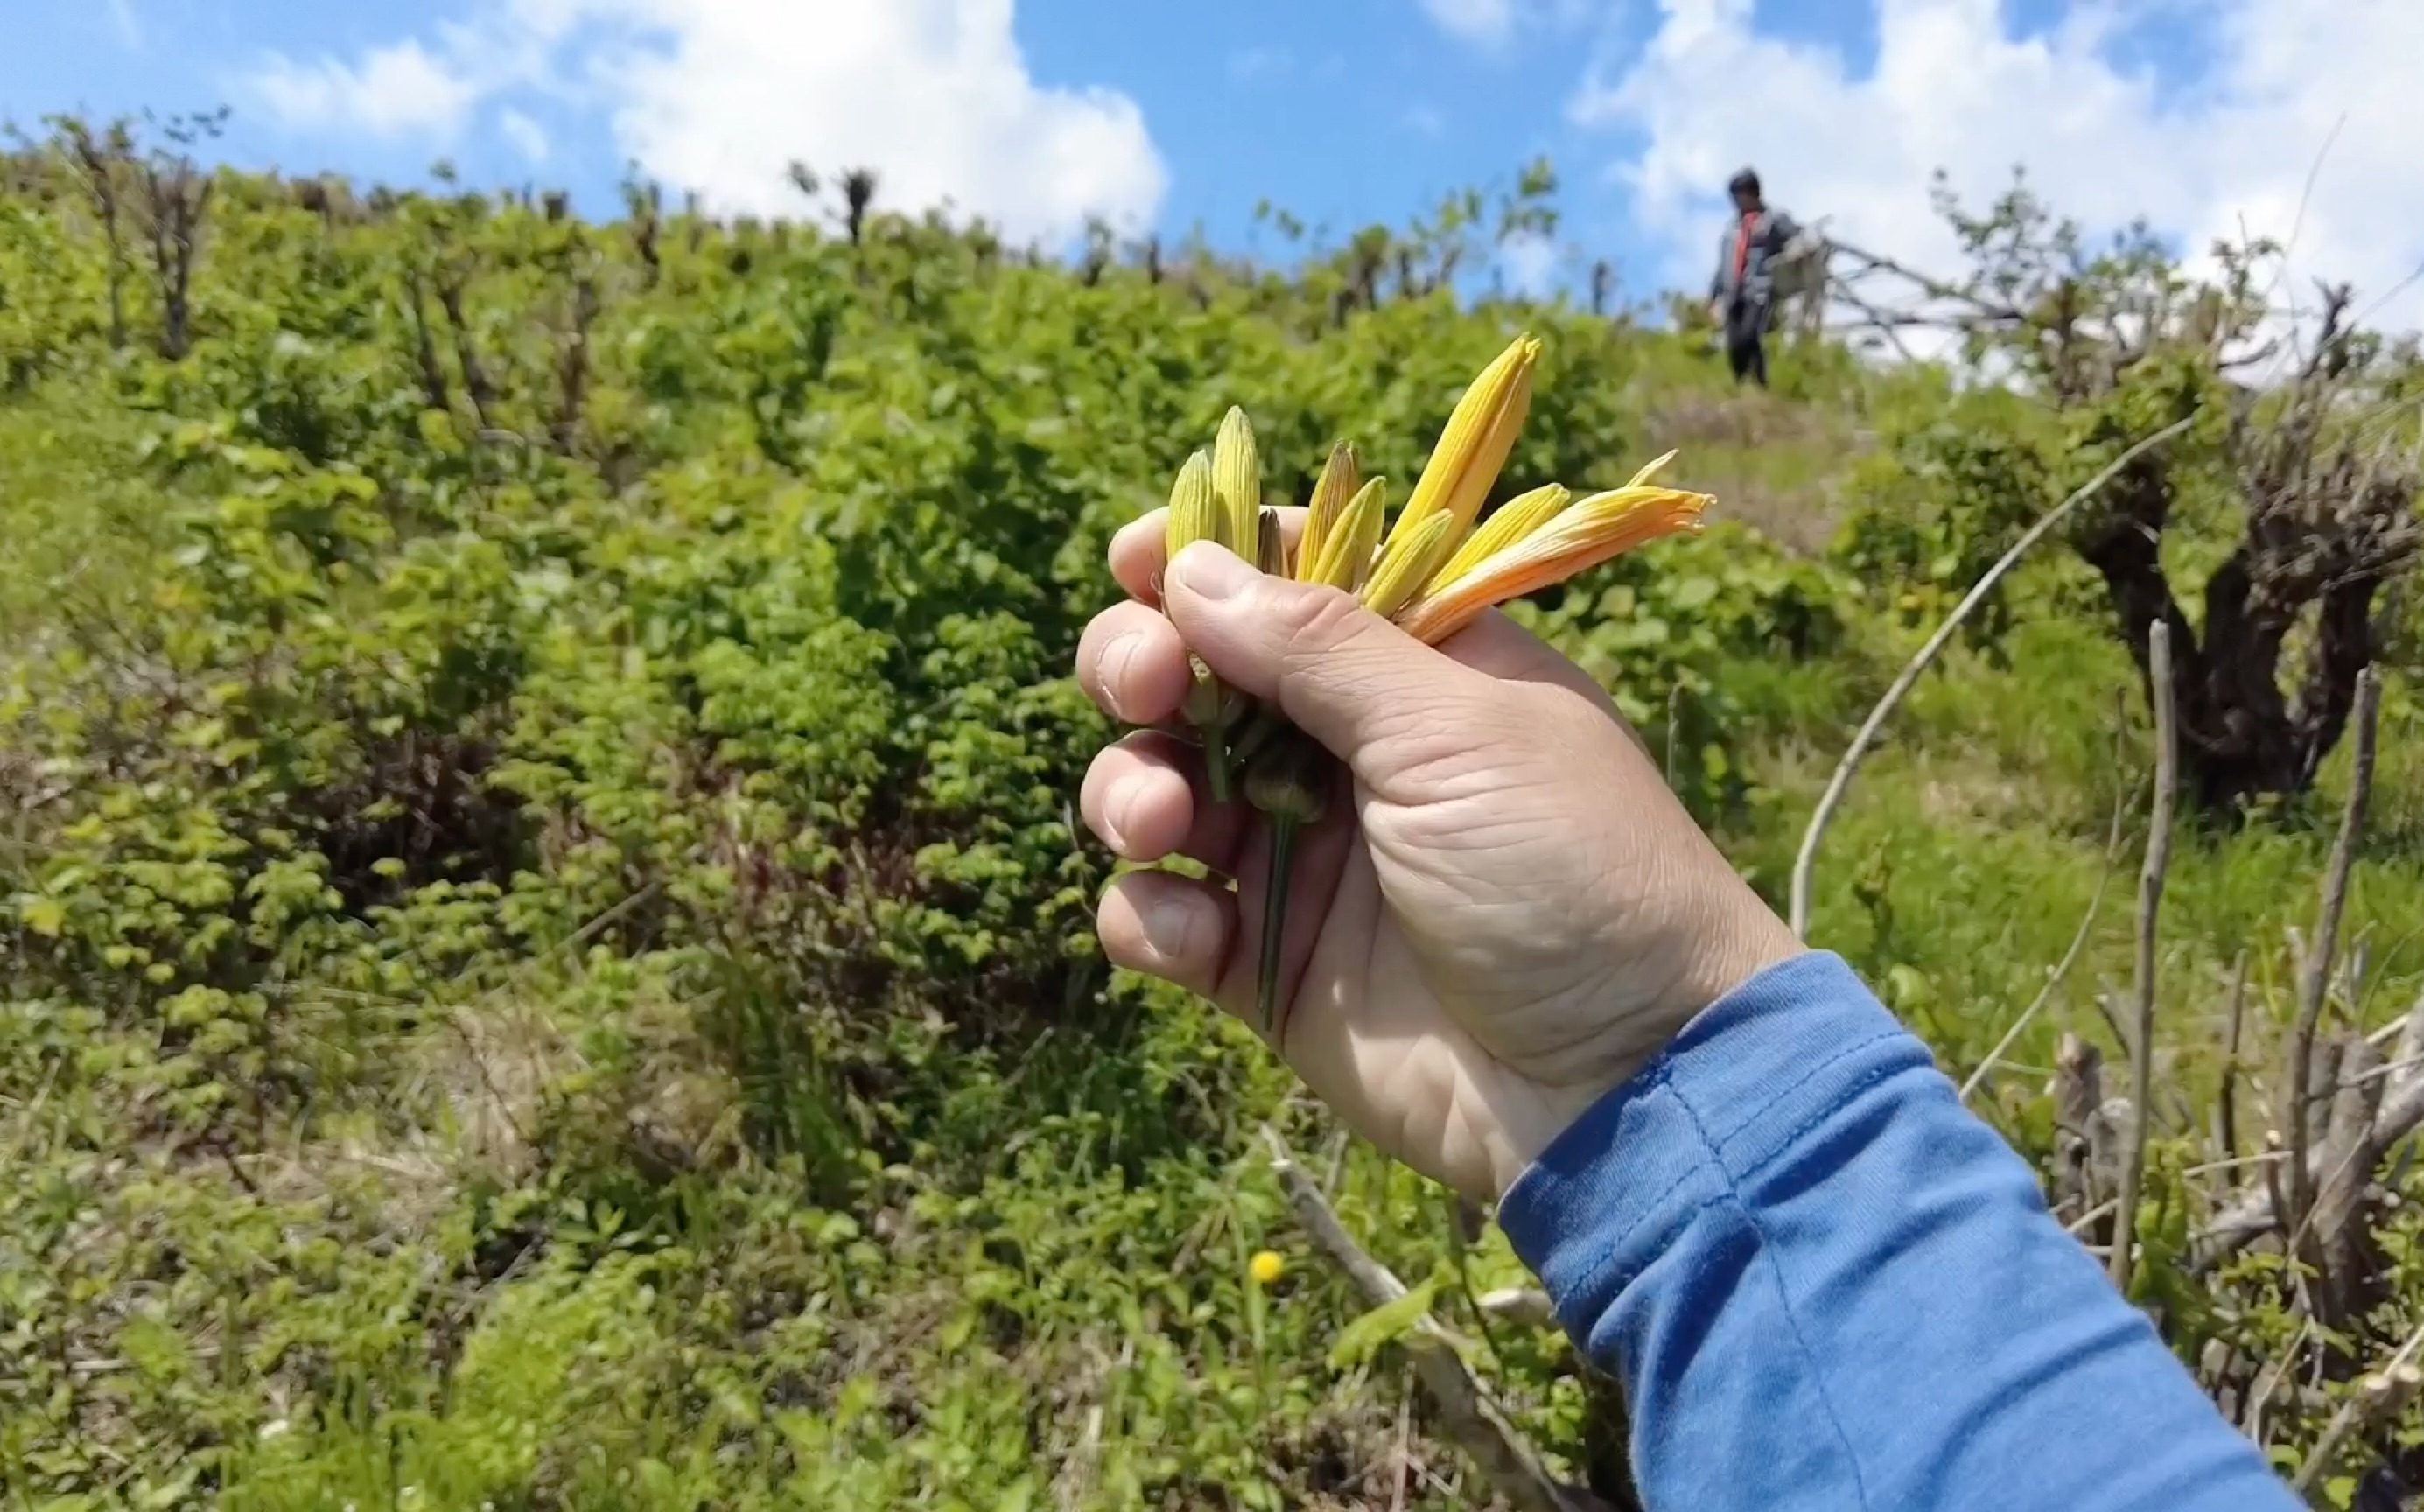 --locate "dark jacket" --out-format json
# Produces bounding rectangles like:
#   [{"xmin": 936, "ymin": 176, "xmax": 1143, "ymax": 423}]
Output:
[{"xmin": 1709, "ymin": 206, "xmax": 1801, "ymax": 308}]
